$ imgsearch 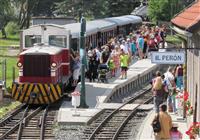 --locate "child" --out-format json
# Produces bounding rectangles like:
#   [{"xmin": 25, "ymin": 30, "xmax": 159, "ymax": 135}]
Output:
[
  {"xmin": 120, "ymin": 49, "xmax": 129, "ymax": 79},
  {"xmin": 170, "ymin": 123, "xmax": 182, "ymax": 140},
  {"xmin": 108, "ymin": 55, "xmax": 115, "ymax": 77}
]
